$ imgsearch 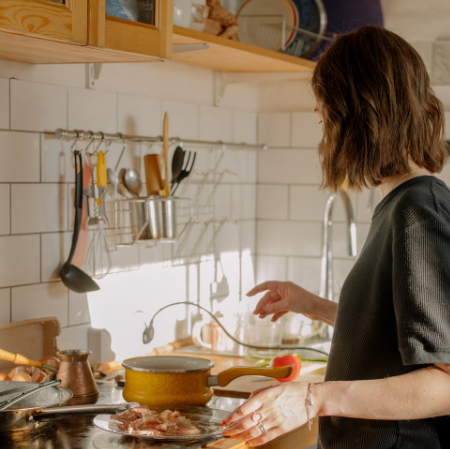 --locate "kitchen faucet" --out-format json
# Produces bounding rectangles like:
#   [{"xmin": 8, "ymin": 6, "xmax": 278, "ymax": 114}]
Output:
[{"xmin": 317, "ymin": 189, "xmax": 357, "ymax": 338}]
